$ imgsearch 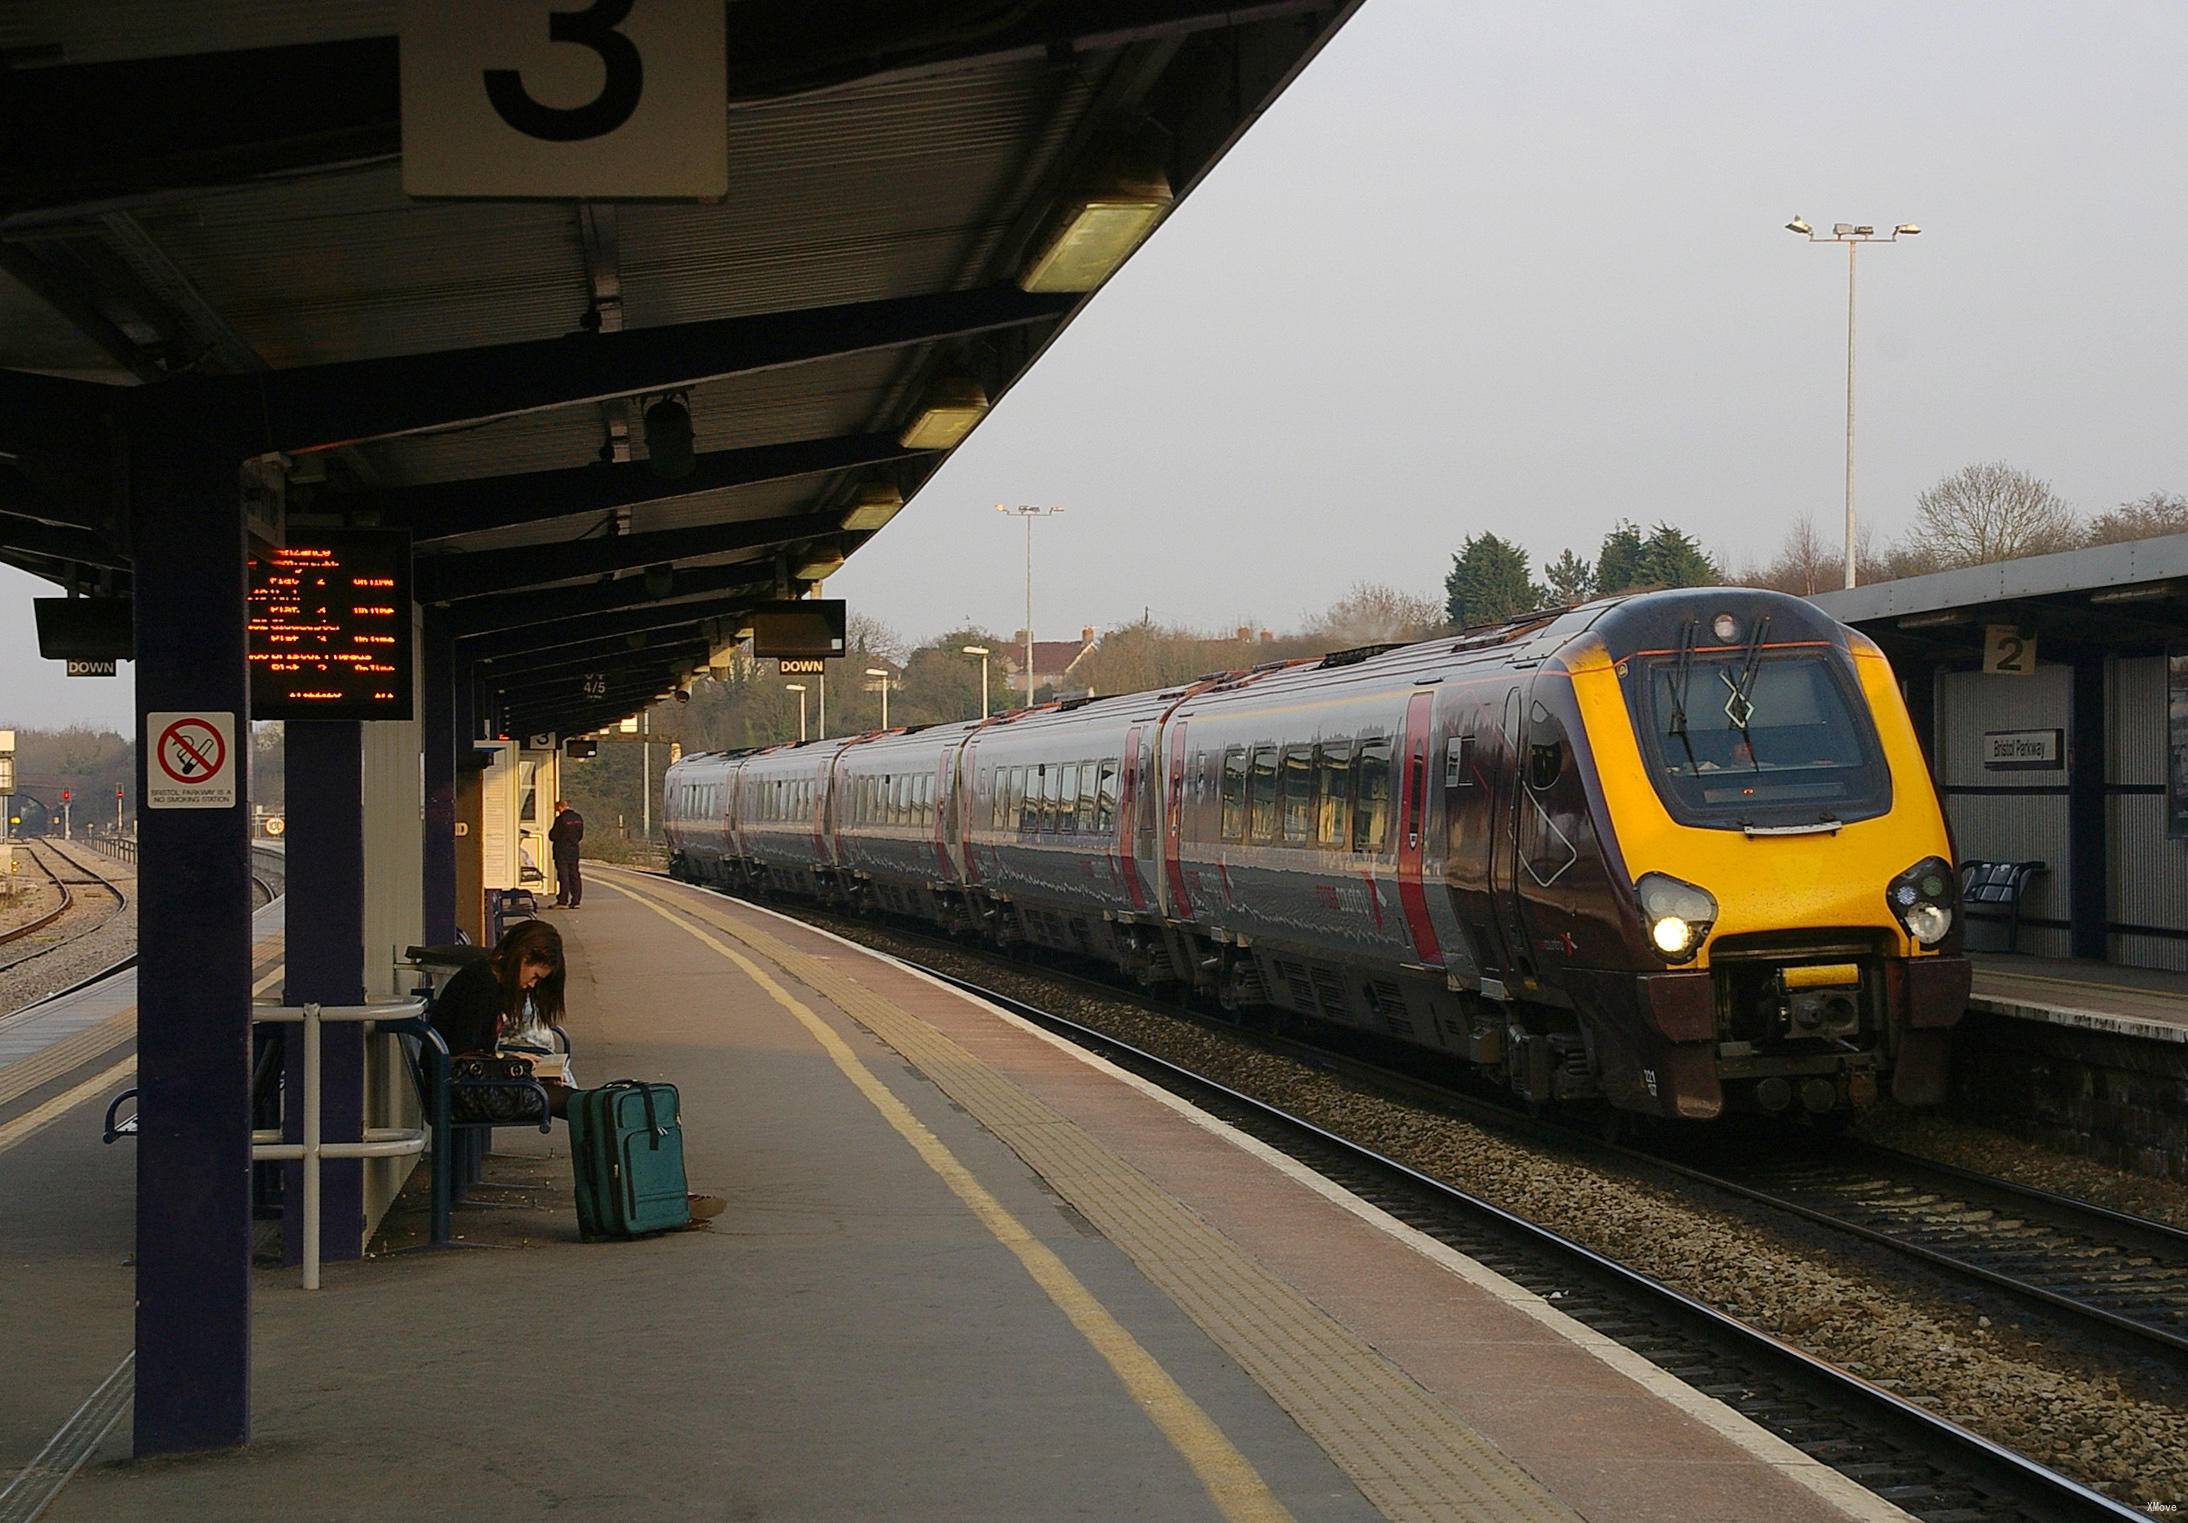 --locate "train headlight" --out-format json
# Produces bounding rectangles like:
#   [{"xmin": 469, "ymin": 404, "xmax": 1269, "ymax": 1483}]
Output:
[
  {"xmin": 1887, "ymin": 856, "xmax": 1956, "ymax": 946},
  {"xmin": 1635, "ymin": 872, "xmax": 1717, "ymax": 963}
]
